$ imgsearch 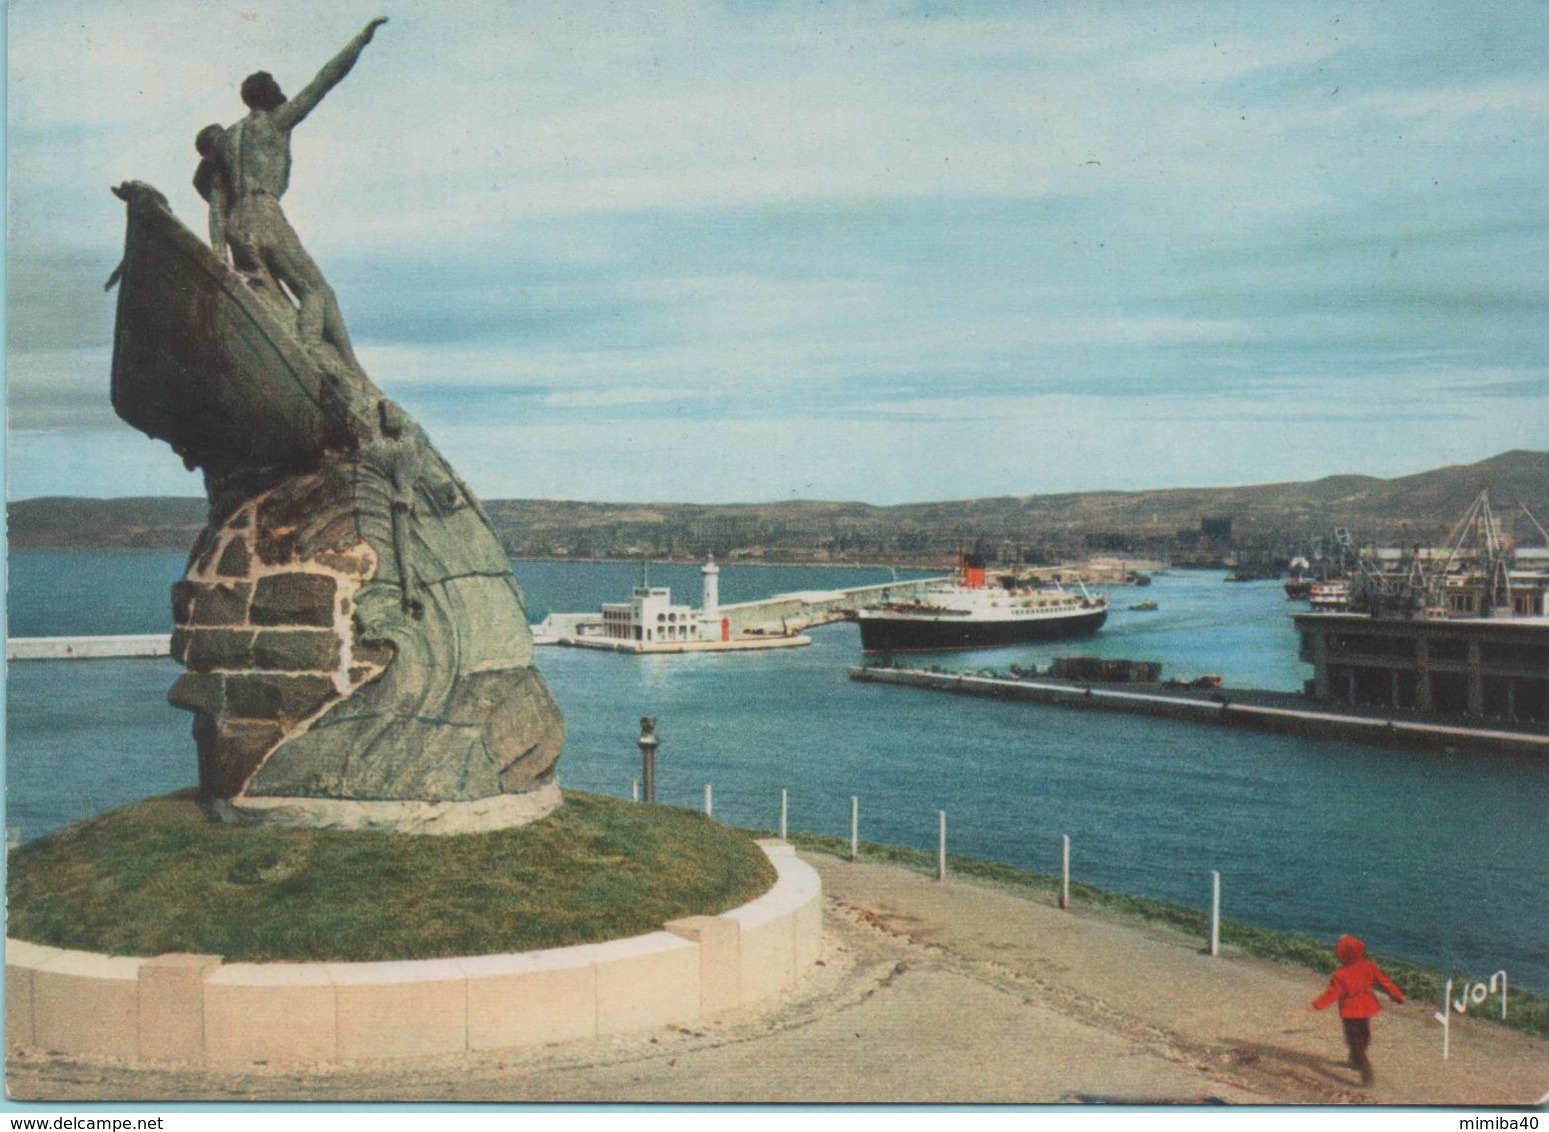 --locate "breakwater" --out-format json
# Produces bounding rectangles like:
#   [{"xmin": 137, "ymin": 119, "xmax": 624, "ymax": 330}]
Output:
[
  {"xmin": 7, "ymin": 634, "xmax": 171, "ymax": 660},
  {"xmin": 849, "ymin": 666, "xmax": 1549, "ymax": 757}
]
